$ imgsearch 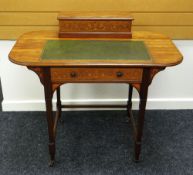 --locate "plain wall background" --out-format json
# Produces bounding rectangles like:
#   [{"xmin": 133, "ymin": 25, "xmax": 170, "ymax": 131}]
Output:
[
  {"xmin": 0, "ymin": 0, "xmax": 193, "ymax": 39},
  {"xmin": 0, "ymin": 40, "xmax": 193, "ymax": 111}
]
